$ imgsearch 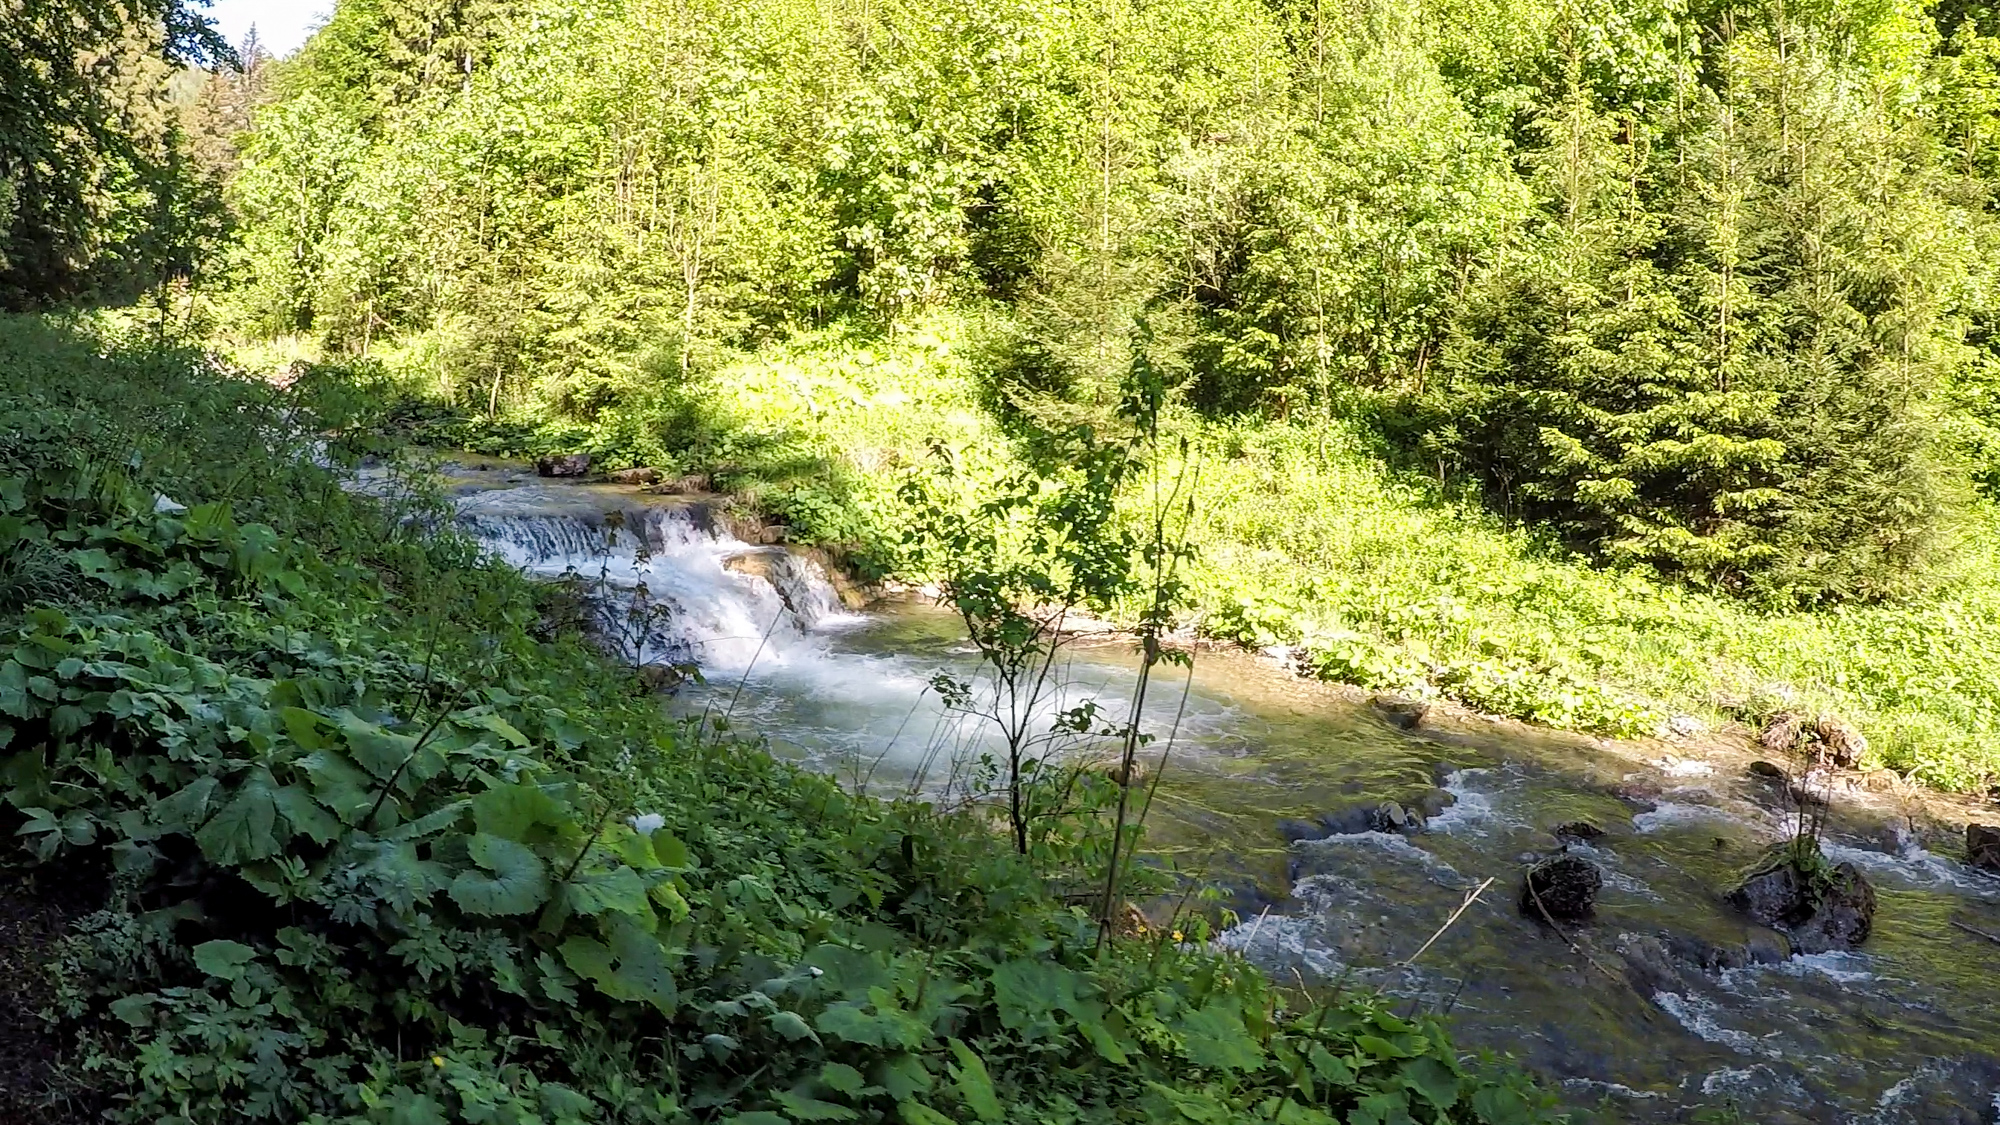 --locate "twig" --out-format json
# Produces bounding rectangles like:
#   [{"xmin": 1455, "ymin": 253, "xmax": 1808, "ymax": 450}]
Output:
[
  {"xmin": 1951, "ymin": 919, "xmax": 2000, "ymax": 946},
  {"xmin": 1400, "ymin": 877, "xmax": 1495, "ymax": 967}
]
